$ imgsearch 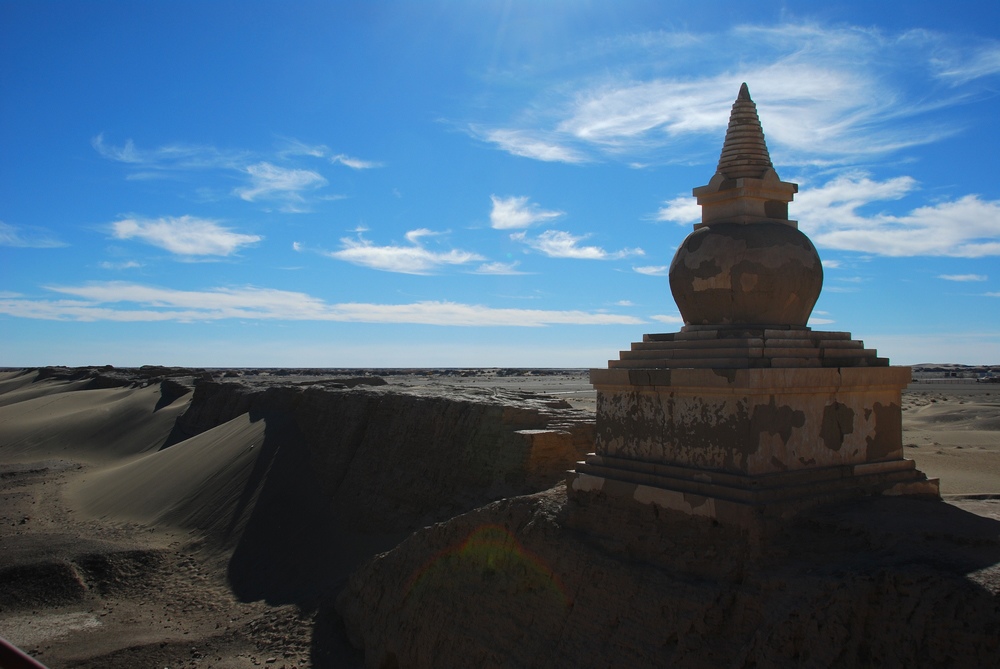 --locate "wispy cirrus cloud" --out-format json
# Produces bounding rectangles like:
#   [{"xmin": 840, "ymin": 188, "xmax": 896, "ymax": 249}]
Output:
[
  {"xmin": 512, "ymin": 229, "xmax": 643, "ymax": 260},
  {"xmin": 472, "ymin": 23, "xmax": 998, "ymax": 166},
  {"xmin": 928, "ymin": 41, "xmax": 1000, "ymax": 85},
  {"xmin": 277, "ymin": 138, "xmax": 328, "ymax": 158},
  {"xmin": 274, "ymin": 138, "xmax": 382, "ymax": 168},
  {"xmin": 331, "ymin": 153, "xmax": 383, "ymax": 169},
  {"xmin": 93, "ymin": 135, "xmax": 361, "ymax": 210},
  {"xmin": 656, "ymin": 171, "xmax": 1000, "ymax": 258},
  {"xmin": 489, "ymin": 195, "xmax": 564, "ymax": 229},
  {"xmin": 92, "ymin": 133, "xmax": 249, "ymax": 170},
  {"xmin": 938, "ymin": 274, "xmax": 988, "ymax": 282},
  {"xmin": 474, "ymin": 261, "xmax": 528, "ymax": 275},
  {"xmin": 110, "ymin": 216, "xmax": 261, "ymax": 256},
  {"xmin": 0, "ymin": 221, "xmax": 65, "ymax": 248},
  {"xmin": 329, "ymin": 229, "xmax": 484, "ymax": 274},
  {"xmin": 470, "ymin": 127, "xmax": 588, "ymax": 163},
  {"xmin": 234, "ymin": 162, "xmax": 327, "ymax": 207},
  {"xmin": 633, "ymin": 265, "xmax": 668, "ymax": 276},
  {"xmin": 99, "ymin": 260, "xmax": 142, "ymax": 270},
  {"xmin": 0, "ymin": 282, "xmax": 643, "ymax": 326}
]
